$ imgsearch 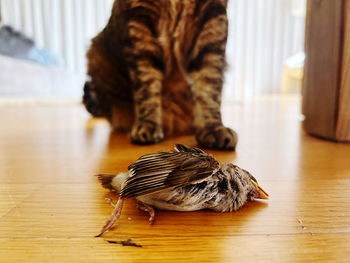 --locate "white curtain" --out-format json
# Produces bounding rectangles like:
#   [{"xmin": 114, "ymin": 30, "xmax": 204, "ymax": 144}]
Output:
[
  {"xmin": 225, "ymin": 0, "xmax": 306, "ymax": 98},
  {"xmin": 0, "ymin": 0, "xmax": 305, "ymax": 98},
  {"xmin": 0, "ymin": 0, "xmax": 114, "ymax": 73}
]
